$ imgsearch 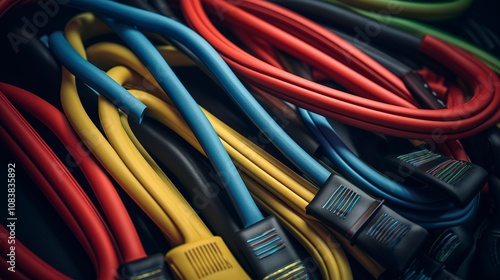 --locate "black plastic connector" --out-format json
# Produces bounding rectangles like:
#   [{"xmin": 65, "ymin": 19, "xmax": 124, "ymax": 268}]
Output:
[
  {"xmin": 473, "ymin": 175, "xmax": 500, "ymax": 280},
  {"xmin": 384, "ymin": 148, "xmax": 488, "ymax": 207},
  {"xmin": 306, "ymin": 175, "xmax": 428, "ymax": 272},
  {"xmin": 425, "ymin": 226, "xmax": 472, "ymax": 273},
  {"xmin": 474, "ymin": 225, "xmax": 500, "ymax": 280},
  {"xmin": 461, "ymin": 126, "xmax": 500, "ymax": 177},
  {"xmin": 118, "ymin": 253, "xmax": 172, "ymax": 280},
  {"xmin": 401, "ymin": 252, "xmax": 463, "ymax": 280},
  {"xmin": 234, "ymin": 216, "xmax": 309, "ymax": 280},
  {"xmin": 401, "ymin": 72, "xmax": 447, "ymax": 109}
]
